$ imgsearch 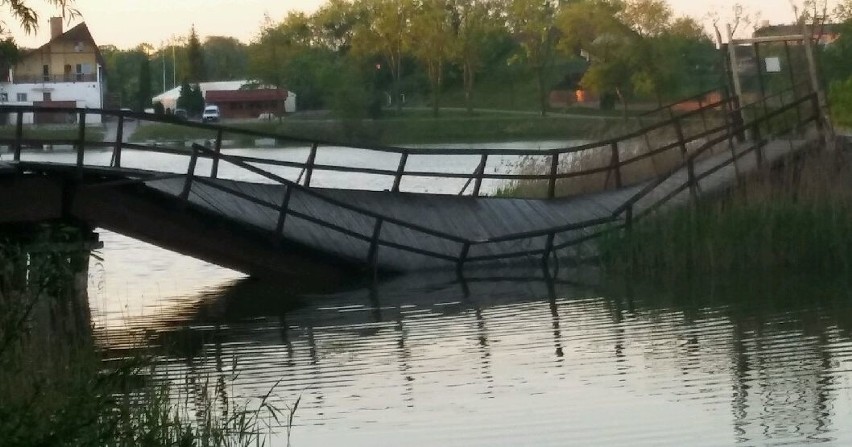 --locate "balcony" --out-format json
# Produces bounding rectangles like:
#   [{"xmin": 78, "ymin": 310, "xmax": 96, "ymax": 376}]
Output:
[{"xmin": 12, "ymin": 73, "xmax": 97, "ymax": 84}]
